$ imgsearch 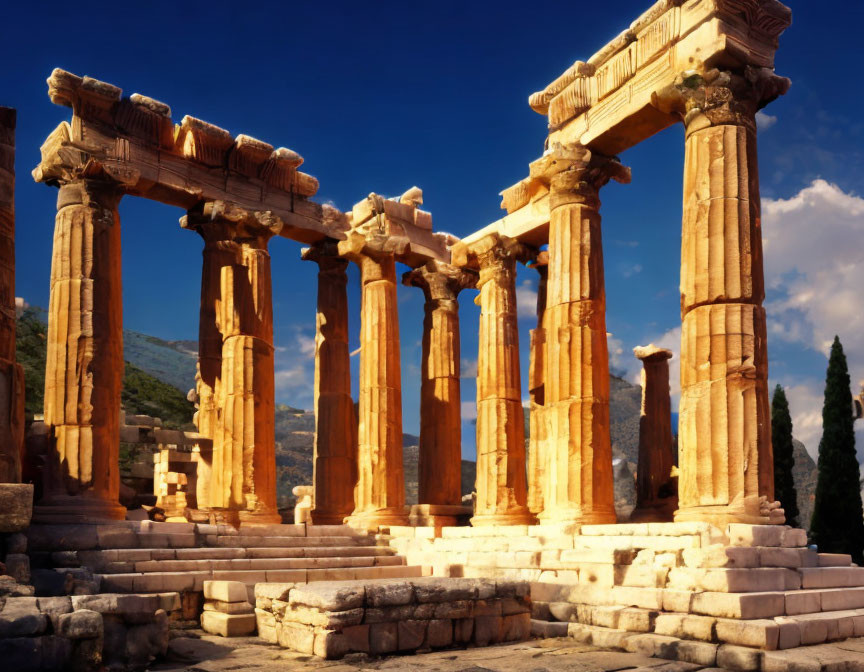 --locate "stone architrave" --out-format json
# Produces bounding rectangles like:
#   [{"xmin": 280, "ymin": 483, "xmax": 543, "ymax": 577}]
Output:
[
  {"xmin": 302, "ymin": 241, "xmax": 357, "ymax": 525},
  {"xmin": 464, "ymin": 233, "xmax": 534, "ymax": 527},
  {"xmin": 183, "ymin": 202, "xmax": 281, "ymax": 525},
  {"xmin": 655, "ymin": 67, "xmax": 790, "ymax": 526},
  {"xmin": 403, "ymin": 260, "xmax": 477, "ymax": 526},
  {"xmin": 630, "ymin": 345, "xmax": 677, "ymax": 523},
  {"xmin": 0, "ymin": 107, "xmax": 25, "ymax": 487},
  {"xmin": 338, "ymin": 232, "xmax": 410, "ymax": 529},
  {"xmin": 530, "ymin": 143, "xmax": 629, "ymax": 525},
  {"xmin": 526, "ymin": 253, "xmax": 548, "ymax": 516},
  {"xmin": 35, "ymin": 177, "xmax": 127, "ymax": 522}
]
